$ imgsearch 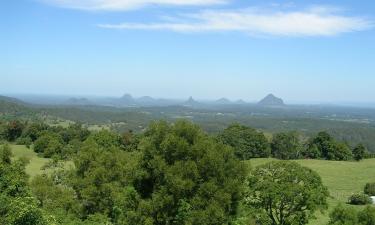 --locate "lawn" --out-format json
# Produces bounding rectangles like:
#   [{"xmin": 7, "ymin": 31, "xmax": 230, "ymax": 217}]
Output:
[{"xmin": 248, "ymin": 158, "xmax": 375, "ymax": 224}]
